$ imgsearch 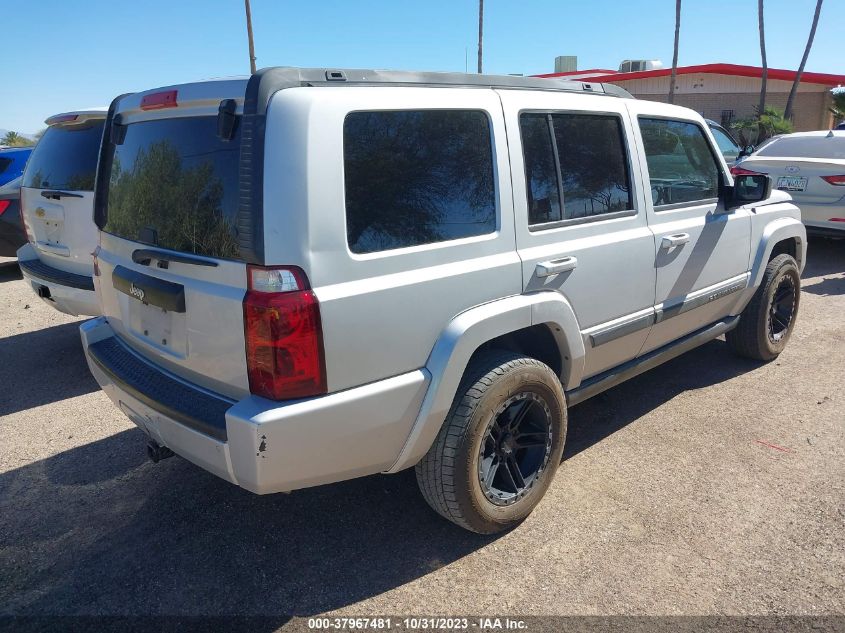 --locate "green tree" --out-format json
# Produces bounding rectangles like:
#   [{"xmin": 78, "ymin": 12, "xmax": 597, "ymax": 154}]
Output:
[
  {"xmin": 830, "ymin": 88, "xmax": 845, "ymax": 125},
  {"xmin": 1, "ymin": 131, "xmax": 34, "ymax": 147},
  {"xmin": 731, "ymin": 106, "xmax": 794, "ymax": 147}
]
